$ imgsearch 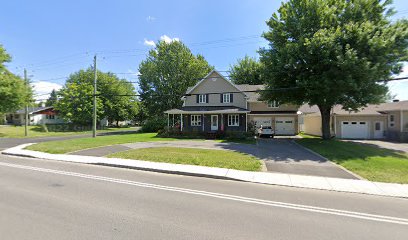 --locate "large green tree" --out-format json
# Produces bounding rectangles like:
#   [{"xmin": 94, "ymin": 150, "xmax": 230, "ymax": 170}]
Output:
[
  {"xmin": 260, "ymin": 0, "xmax": 408, "ymax": 139},
  {"xmin": 0, "ymin": 45, "xmax": 33, "ymax": 114},
  {"xmin": 229, "ymin": 55, "xmax": 264, "ymax": 85},
  {"xmin": 56, "ymin": 68, "xmax": 139, "ymax": 125},
  {"xmin": 138, "ymin": 40, "xmax": 213, "ymax": 119},
  {"xmin": 45, "ymin": 89, "xmax": 58, "ymax": 107}
]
